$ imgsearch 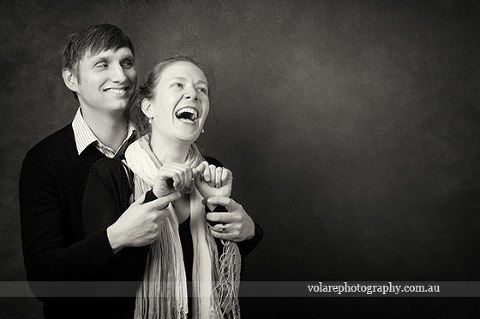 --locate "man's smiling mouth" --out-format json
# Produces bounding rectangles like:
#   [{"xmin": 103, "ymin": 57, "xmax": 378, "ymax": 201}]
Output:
[{"xmin": 104, "ymin": 88, "xmax": 128, "ymax": 95}]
